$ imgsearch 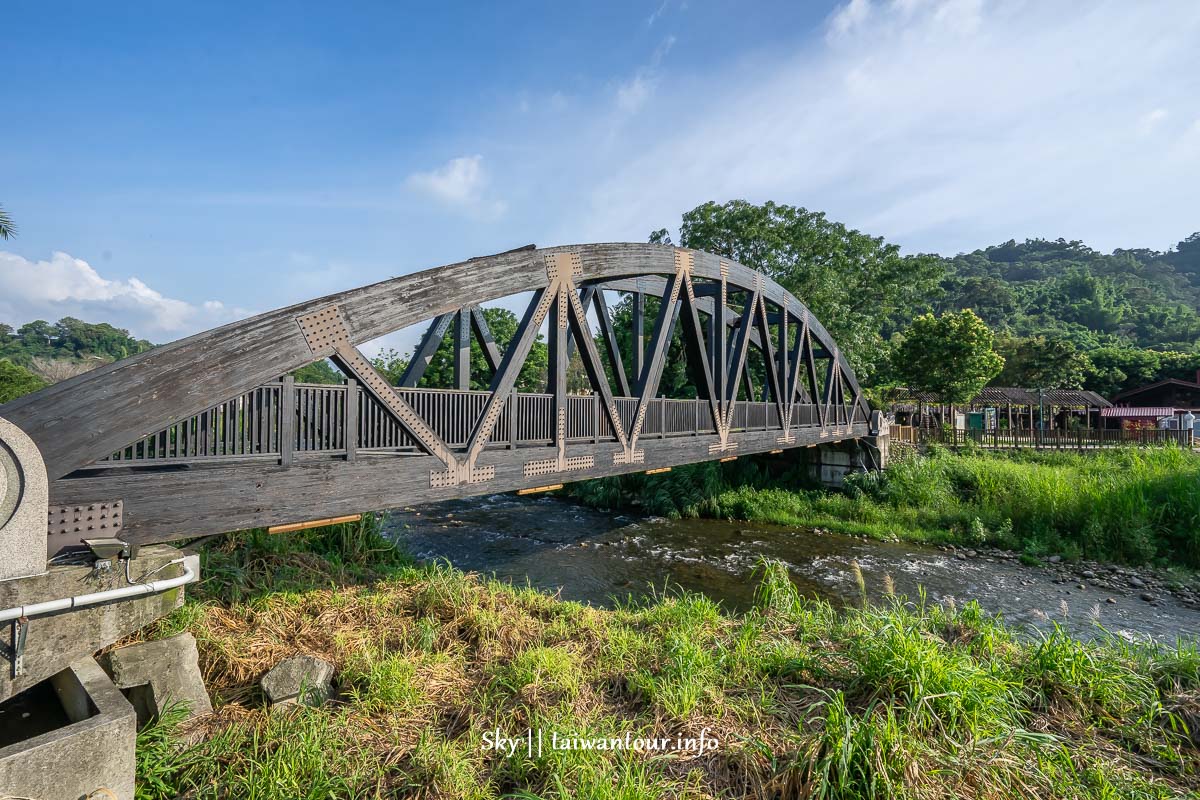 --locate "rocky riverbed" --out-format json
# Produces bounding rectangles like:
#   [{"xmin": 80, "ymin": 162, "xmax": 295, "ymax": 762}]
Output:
[
  {"xmin": 936, "ymin": 542, "xmax": 1200, "ymax": 609},
  {"xmin": 385, "ymin": 495, "xmax": 1200, "ymax": 643}
]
